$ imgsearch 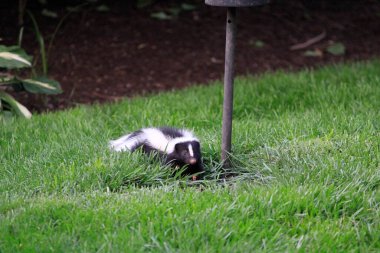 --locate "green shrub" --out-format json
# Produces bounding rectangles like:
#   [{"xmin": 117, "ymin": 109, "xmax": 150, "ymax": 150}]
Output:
[{"xmin": 0, "ymin": 45, "xmax": 62, "ymax": 119}]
